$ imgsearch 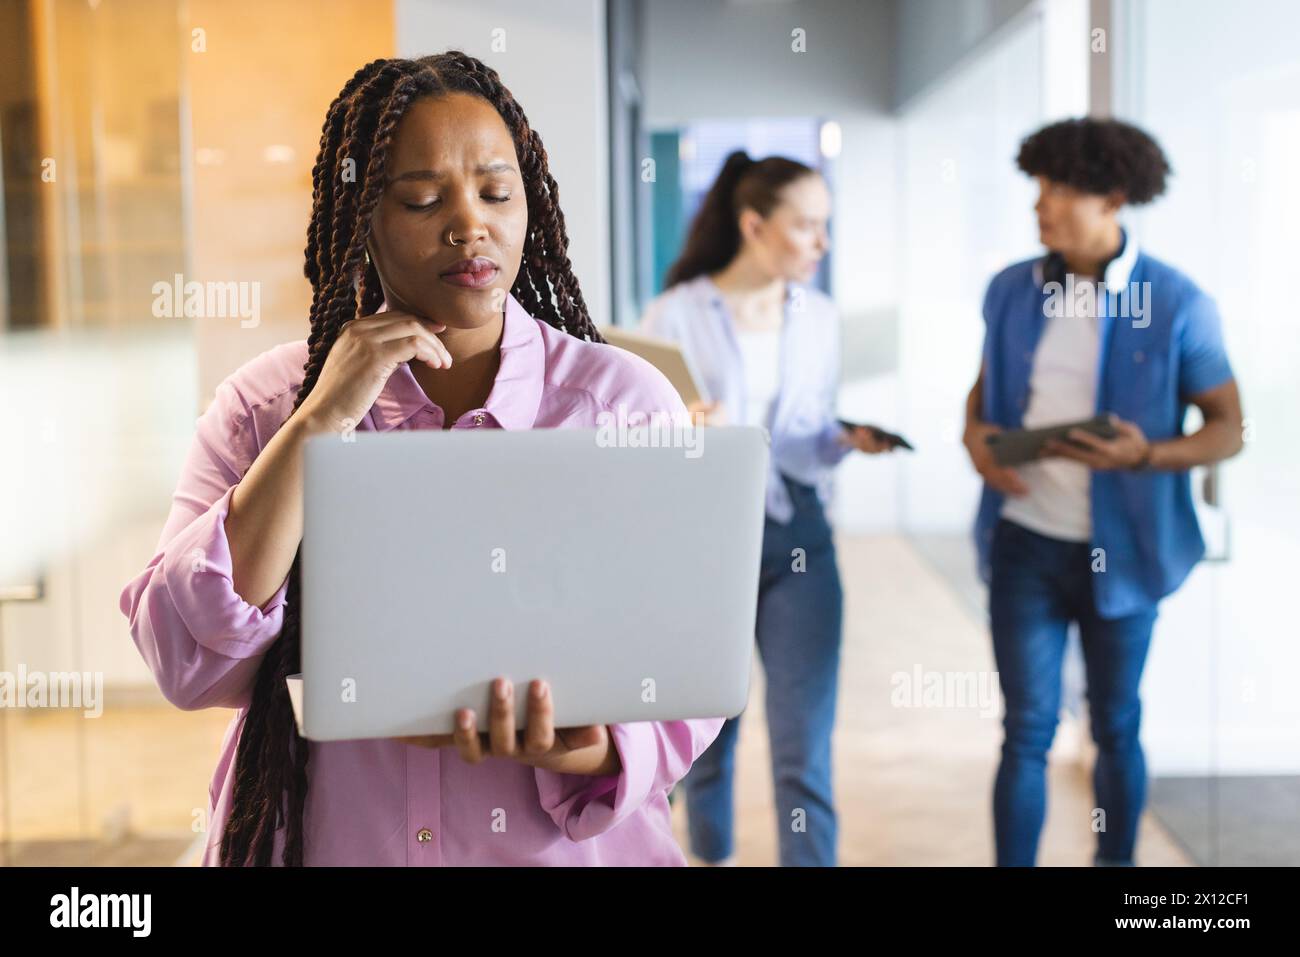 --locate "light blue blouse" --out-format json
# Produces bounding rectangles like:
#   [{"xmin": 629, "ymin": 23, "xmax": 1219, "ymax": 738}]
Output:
[{"xmin": 639, "ymin": 274, "xmax": 850, "ymax": 523}]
